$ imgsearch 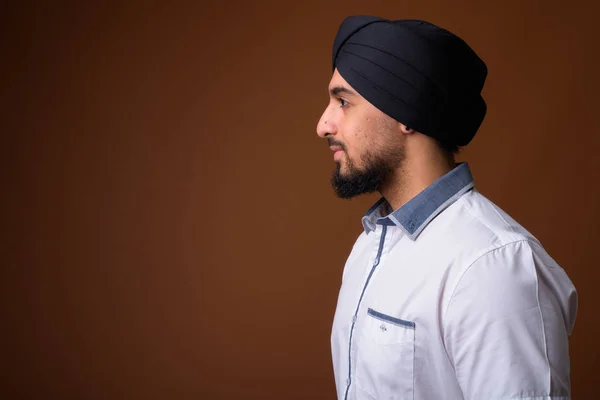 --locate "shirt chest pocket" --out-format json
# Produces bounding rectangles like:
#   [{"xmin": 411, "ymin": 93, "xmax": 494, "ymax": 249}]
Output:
[{"xmin": 356, "ymin": 308, "xmax": 415, "ymax": 400}]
